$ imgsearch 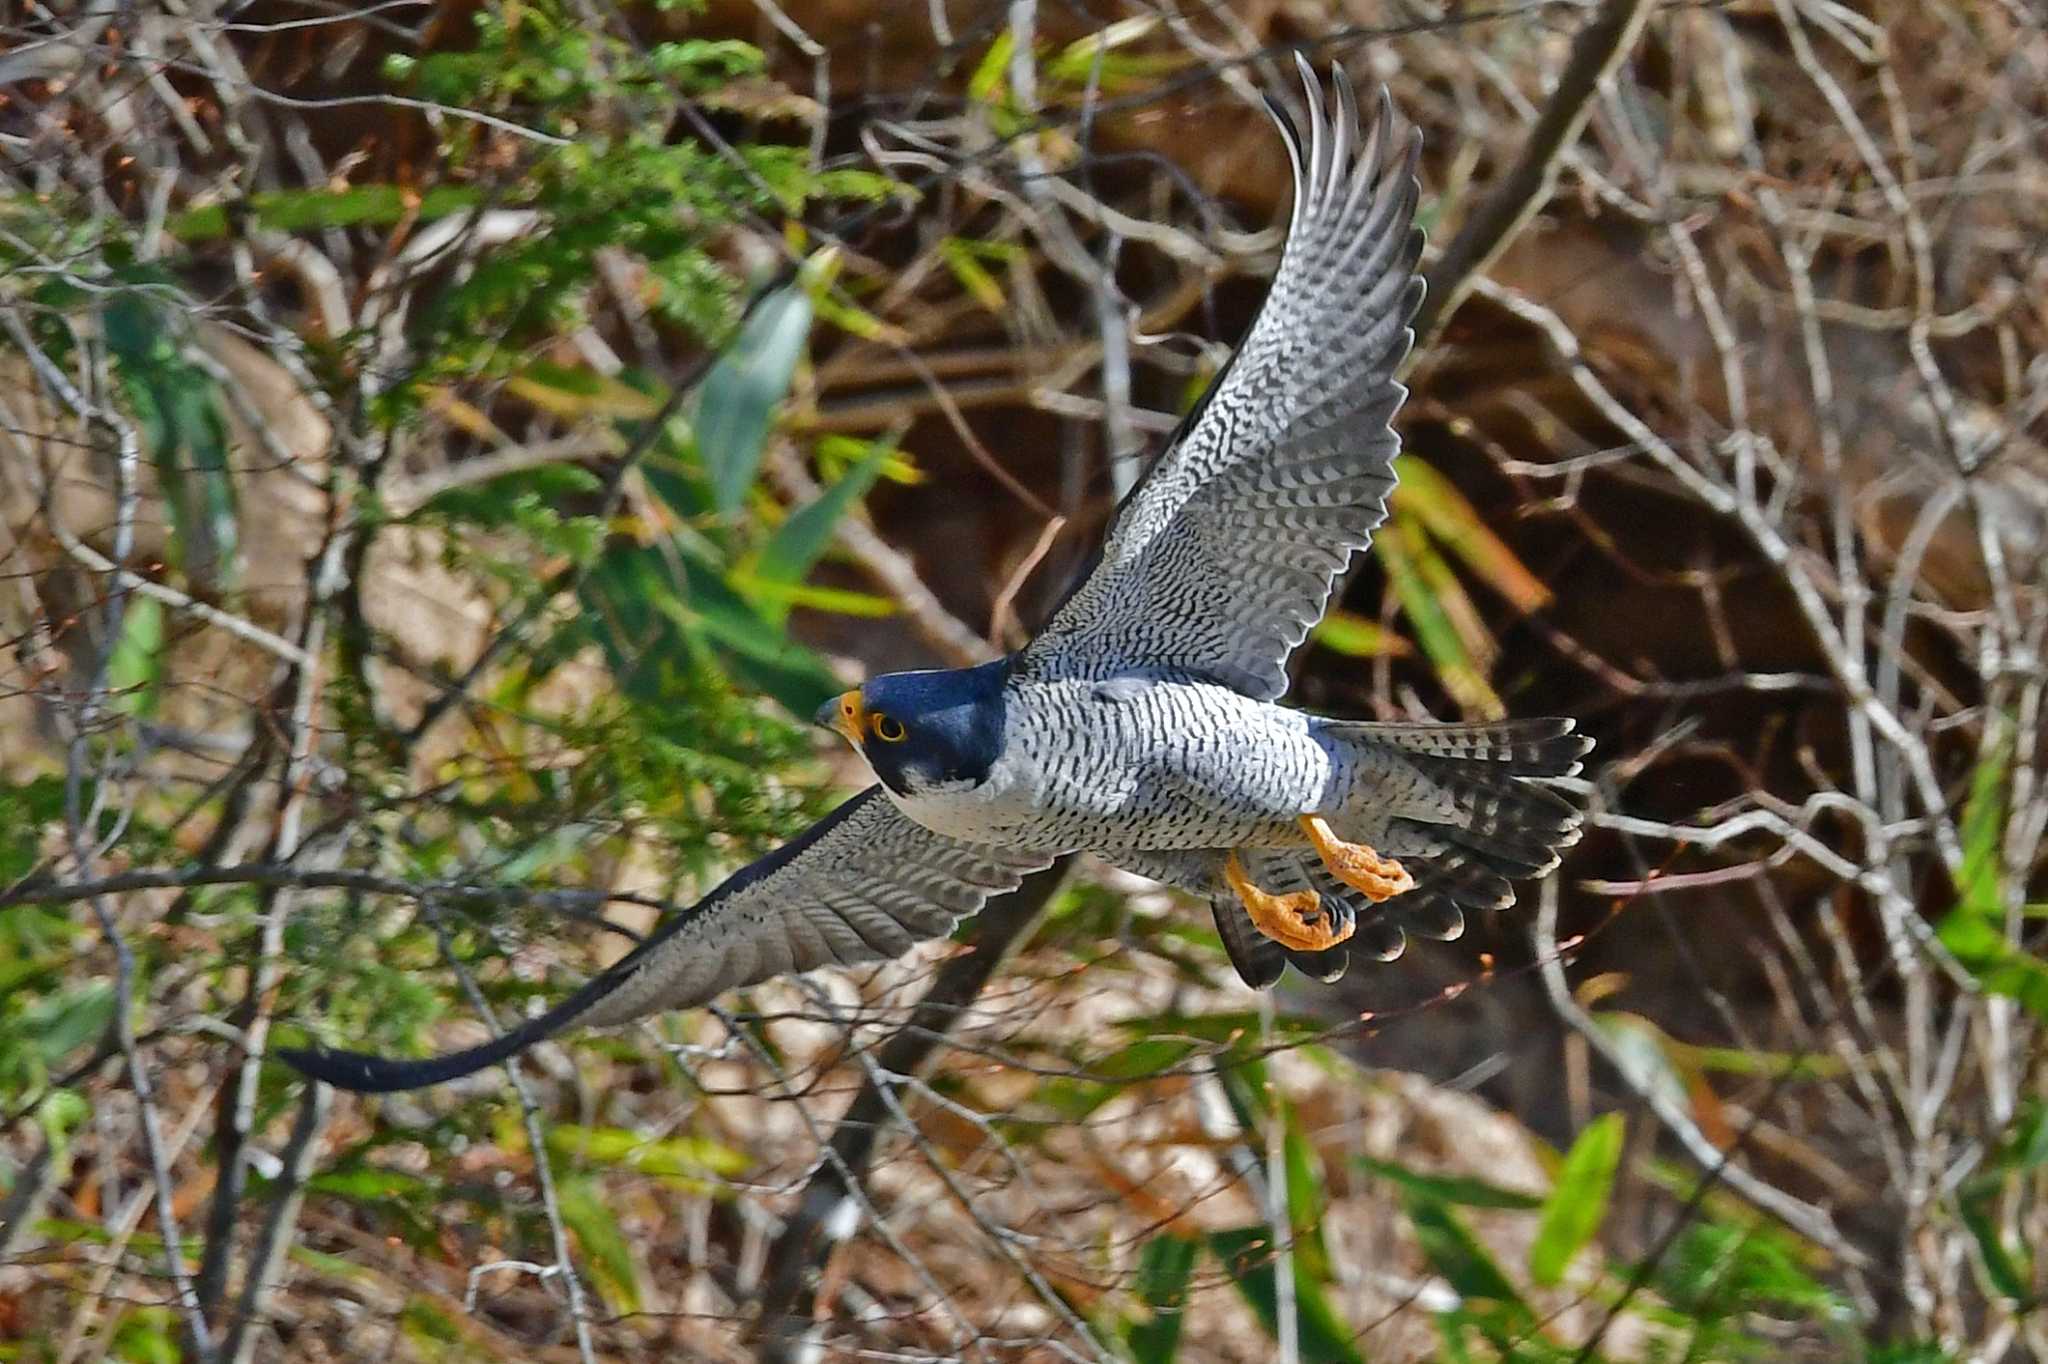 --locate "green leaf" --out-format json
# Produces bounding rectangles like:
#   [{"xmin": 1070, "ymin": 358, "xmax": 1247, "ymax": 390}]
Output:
[
  {"xmin": 1933, "ymin": 735, "xmax": 2048, "ymax": 1023},
  {"xmin": 413, "ymin": 464, "xmax": 604, "ymax": 528},
  {"xmin": 104, "ymin": 286, "xmax": 238, "ymax": 582},
  {"xmin": 1353, "ymin": 1155, "xmax": 1543, "ymax": 1210},
  {"xmin": 1956, "ymin": 1100, "xmax": 2048, "ymax": 1306},
  {"xmin": 1045, "ymin": 16, "xmax": 1163, "ymax": 84},
  {"xmin": 1958, "ymin": 733, "xmax": 2011, "ymax": 912},
  {"xmin": 308, "ymin": 1165, "xmax": 438, "ymax": 1203},
  {"xmin": 816, "ymin": 432, "xmax": 922, "ymax": 485},
  {"xmin": 546, "ymin": 1123, "xmax": 748, "ymax": 1182},
  {"xmin": 1403, "ymin": 1196, "xmax": 1526, "ymax": 1308},
  {"xmin": 1956, "ymin": 1192, "xmax": 2030, "ymax": 1305},
  {"xmin": 506, "ymin": 362, "xmax": 662, "ymax": 420},
  {"xmin": 1311, "ymin": 609, "xmax": 1411, "ymax": 658},
  {"xmin": 1208, "ymin": 1227, "xmax": 1366, "ymax": 1364},
  {"xmin": 1117, "ymin": 1010, "xmax": 1326, "ymax": 1051},
  {"xmin": 34, "ymin": 1089, "xmax": 91, "ymax": 1157},
  {"xmin": 557, "ymin": 1174, "xmax": 642, "ymax": 1312},
  {"xmin": 105, "ymin": 596, "xmax": 164, "ymax": 719},
  {"xmin": 577, "ymin": 537, "xmax": 841, "ymax": 719},
  {"xmin": 109, "ymin": 1306, "xmax": 180, "ymax": 1364},
  {"xmin": 1658, "ymin": 1218, "xmax": 1844, "ymax": 1320},
  {"xmin": 21, "ymin": 982, "xmax": 116, "ymax": 1068},
  {"xmin": 727, "ymin": 578, "xmax": 898, "ymax": 618},
  {"xmin": 168, "ymin": 184, "xmax": 483, "ymax": 242},
  {"xmin": 675, "ymin": 553, "xmax": 843, "ymax": 715},
  {"xmin": 1530, "ymin": 1112, "xmax": 1624, "ymax": 1286},
  {"xmin": 1391, "ymin": 456, "xmax": 1551, "ymax": 612},
  {"xmin": 697, "ymin": 282, "xmax": 812, "ymax": 515},
  {"xmin": 287, "ymin": 1246, "xmax": 376, "ymax": 1283},
  {"xmin": 0, "ymin": 775, "xmax": 65, "ymax": 884},
  {"xmin": 1034, "ymin": 1037, "xmax": 1194, "ymax": 1123},
  {"xmin": 968, "ymin": 31, "xmax": 1015, "ymax": 103},
  {"xmin": 1866, "ymin": 1343, "xmax": 1956, "ymax": 1364},
  {"xmin": 1123, "ymin": 1233, "xmax": 1198, "ymax": 1364},
  {"xmin": 1374, "ymin": 519, "xmax": 1503, "ymax": 718},
  {"xmin": 941, "ymin": 237, "xmax": 1008, "ymax": 312},
  {"xmin": 398, "ymin": 1296, "xmax": 464, "ymax": 1355},
  {"xmin": 749, "ymin": 433, "xmax": 896, "ymax": 611}
]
